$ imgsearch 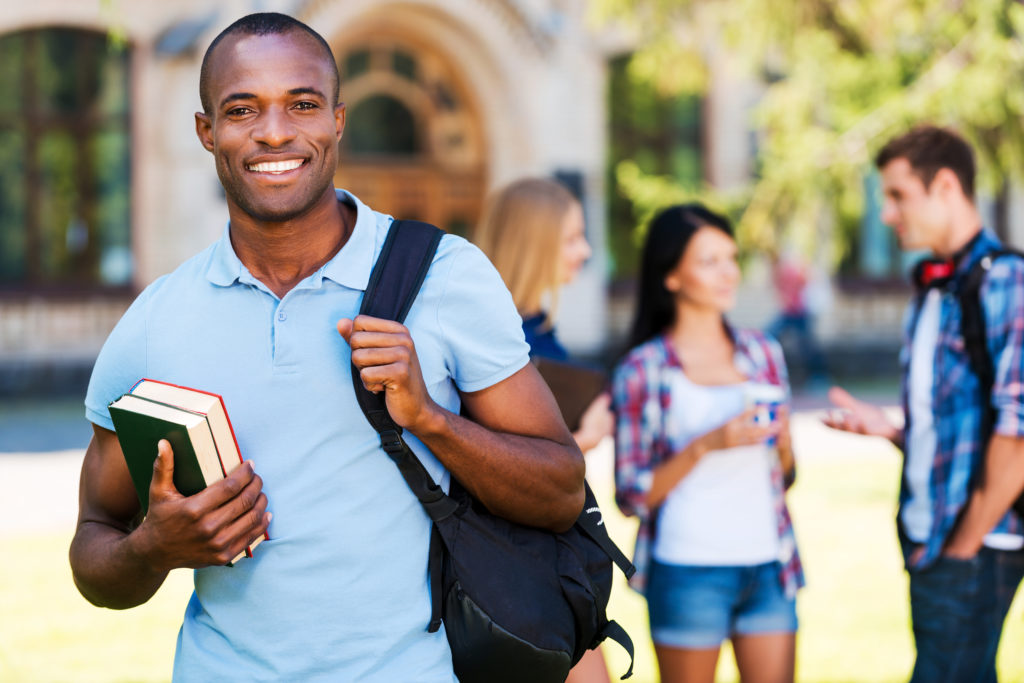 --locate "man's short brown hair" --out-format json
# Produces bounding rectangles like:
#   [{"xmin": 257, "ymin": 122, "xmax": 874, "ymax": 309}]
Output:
[{"xmin": 875, "ymin": 125, "xmax": 976, "ymax": 199}]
